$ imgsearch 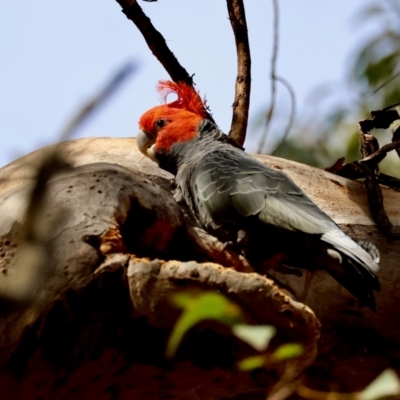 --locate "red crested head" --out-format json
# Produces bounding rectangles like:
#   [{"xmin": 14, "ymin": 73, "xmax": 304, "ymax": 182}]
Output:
[
  {"xmin": 156, "ymin": 80, "xmax": 208, "ymax": 118},
  {"xmin": 137, "ymin": 81, "xmax": 207, "ymax": 157}
]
